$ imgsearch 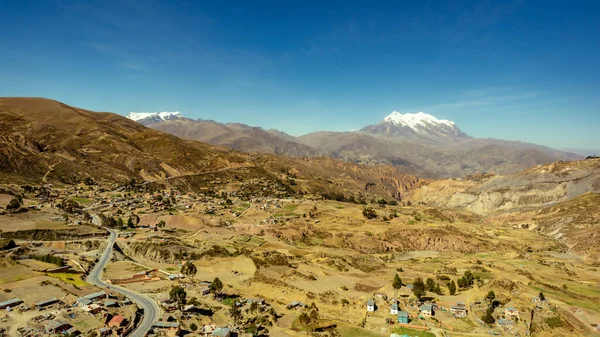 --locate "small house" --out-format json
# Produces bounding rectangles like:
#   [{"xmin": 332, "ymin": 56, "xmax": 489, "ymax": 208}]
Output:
[
  {"xmin": 287, "ymin": 301, "xmax": 306, "ymax": 309},
  {"xmin": 211, "ymin": 327, "xmax": 232, "ymax": 337},
  {"xmin": 246, "ymin": 298, "xmax": 265, "ymax": 305},
  {"xmin": 98, "ymin": 327, "xmax": 111, "ymax": 336},
  {"xmin": 390, "ymin": 302, "xmax": 399, "ymax": 315},
  {"xmin": 497, "ymin": 318, "xmax": 515, "ymax": 327},
  {"xmin": 104, "ymin": 300, "xmax": 118, "ymax": 308},
  {"xmin": 451, "ymin": 305, "xmax": 468, "ymax": 318},
  {"xmin": 419, "ymin": 304, "xmax": 433, "ymax": 317},
  {"xmin": 367, "ymin": 299, "xmax": 376, "ymax": 312},
  {"xmin": 397, "ymin": 311, "xmax": 409, "ymax": 324},
  {"xmin": 505, "ymin": 307, "xmax": 519, "ymax": 318},
  {"xmin": 45, "ymin": 320, "xmax": 71, "ymax": 334},
  {"xmin": 76, "ymin": 298, "xmax": 93, "ymax": 307},
  {"xmin": 108, "ymin": 315, "xmax": 126, "ymax": 328},
  {"xmin": 152, "ymin": 321, "xmax": 181, "ymax": 332}
]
